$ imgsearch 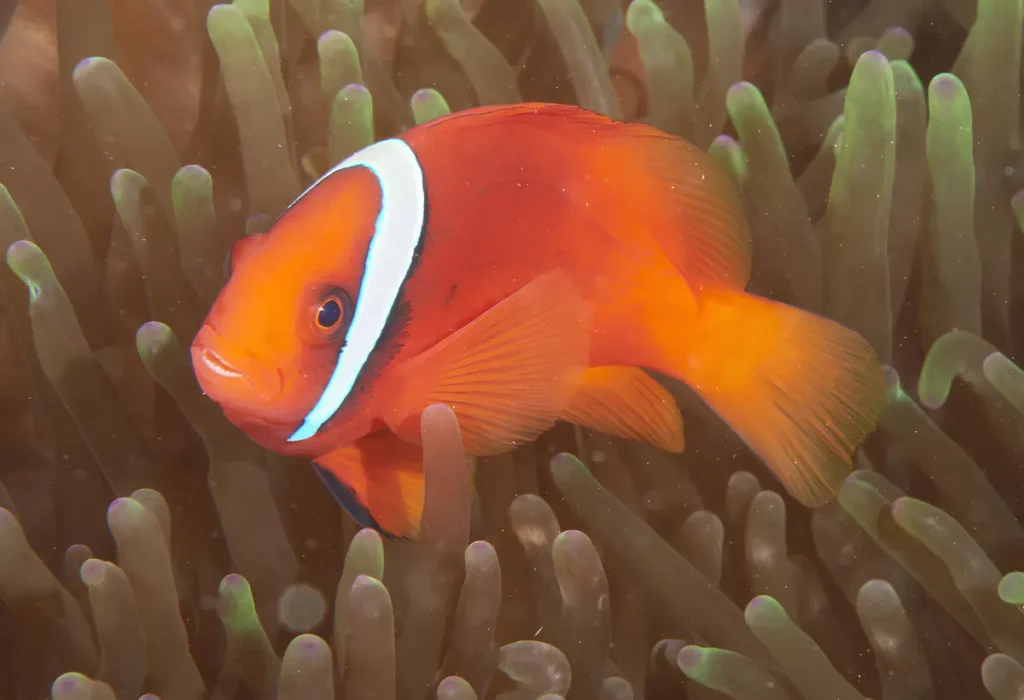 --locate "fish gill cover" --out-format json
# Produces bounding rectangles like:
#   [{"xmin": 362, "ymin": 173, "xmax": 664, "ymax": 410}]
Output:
[{"xmin": 0, "ymin": 0, "xmax": 1022, "ymax": 698}]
